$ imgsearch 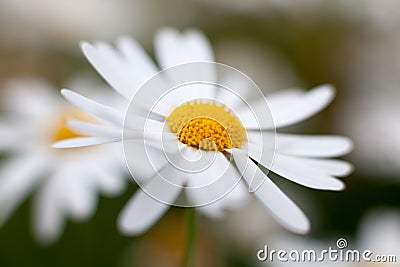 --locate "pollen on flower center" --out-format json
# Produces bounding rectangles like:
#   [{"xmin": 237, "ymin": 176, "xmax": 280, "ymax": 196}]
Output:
[{"xmin": 167, "ymin": 101, "xmax": 246, "ymax": 151}]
